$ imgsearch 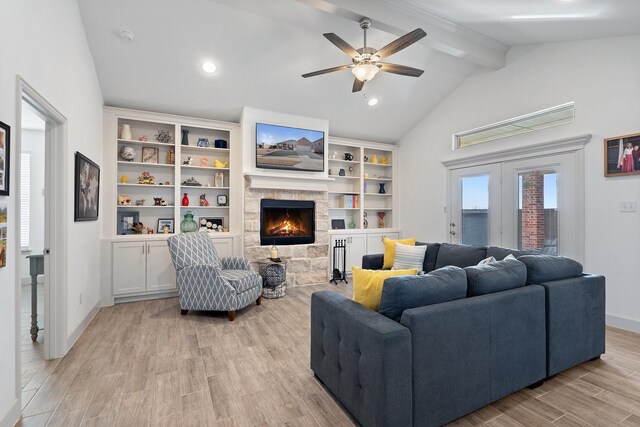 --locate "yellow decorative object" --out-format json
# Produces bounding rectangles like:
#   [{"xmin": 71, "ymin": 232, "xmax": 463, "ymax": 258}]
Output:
[
  {"xmin": 352, "ymin": 266, "xmax": 417, "ymax": 311},
  {"xmin": 214, "ymin": 159, "xmax": 228, "ymax": 168},
  {"xmin": 383, "ymin": 237, "xmax": 416, "ymax": 269},
  {"xmin": 371, "ymin": 154, "xmax": 378, "ymax": 164},
  {"xmin": 380, "ymin": 156, "xmax": 388, "ymax": 165},
  {"xmin": 364, "ymin": 173, "xmax": 369, "ymax": 178},
  {"xmin": 120, "ymin": 176, "xmax": 128, "ymax": 183}
]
